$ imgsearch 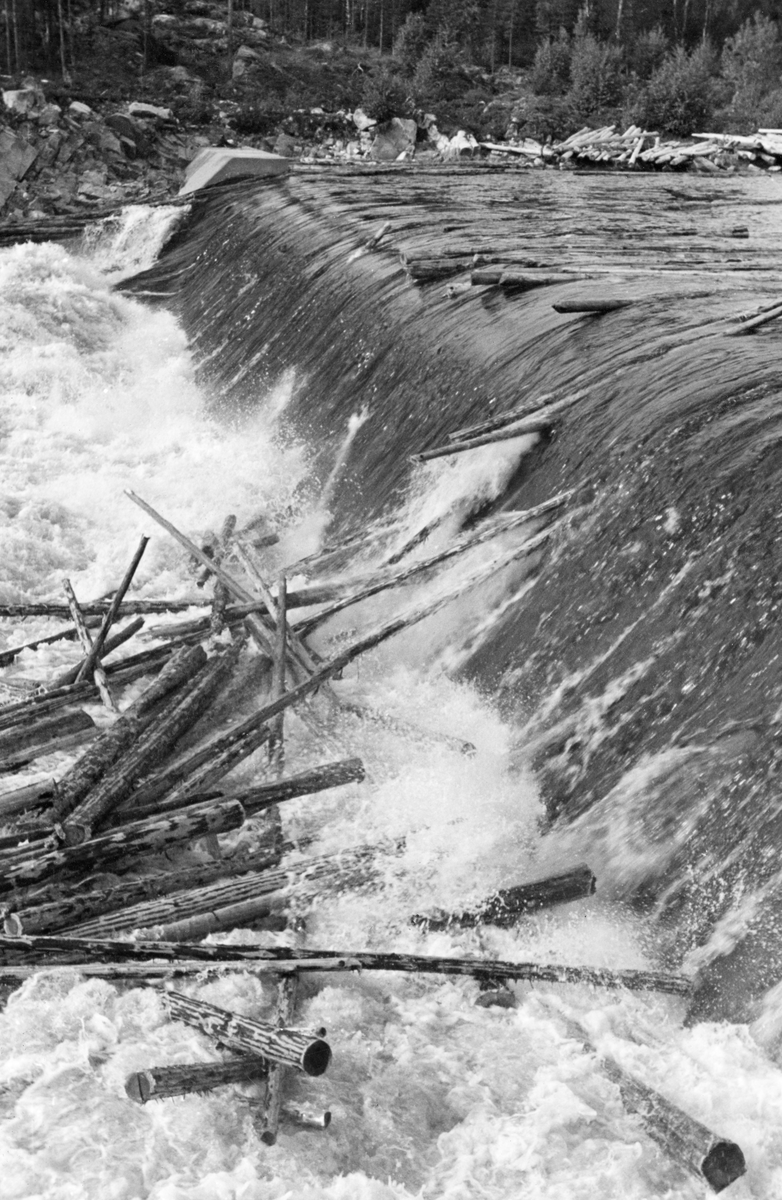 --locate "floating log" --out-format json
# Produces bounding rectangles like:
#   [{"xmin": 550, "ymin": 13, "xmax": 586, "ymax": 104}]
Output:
[
  {"xmin": 51, "ymin": 616, "xmax": 146, "ymax": 688},
  {"xmin": 126, "ymin": 1056, "xmax": 269, "ymax": 1103},
  {"xmin": 0, "ymin": 600, "xmax": 199, "ymax": 619},
  {"xmin": 410, "ymin": 865, "xmax": 596, "ymax": 931},
  {"xmin": 270, "ymin": 570, "xmax": 287, "ymax": 771},
  {"xmin": 5, "ymin": 844, "xmax": 283, "ymax": 934},
  {"xmin": 727, "ymin": 301, "xmax": 782, "ymax": 335},
  {"xmin": 65, "ymin": 837, "xmax": 383, "ymax": 938},
  {"xmin": 257, "ymin": 973, "xmax": 298, "ymax": 1144},
  {"xmin": 555, "ymin": 1011, "xmax": 745, "ymax": 1193},
  {"xmin": 552, "ymin": 299, "xmax": 632, "ymax": 314},
  {"xmin": 411, "ymin": 417, "xmax": 551, "ymax": 464},
  {"xmin": 0, "ymin": 797, "xmax": 246, "ymax": 894},
  {"xmin": 0, "ymin": 934, "xmax": 693, "ymax": 994},
  {"xmin": 448, "ymin": 397, "xmax": 586, "ymax": 443},
  {"xmin": 53, "ymin": 644, "xmax": 208, "ymax": 822},
  {"xmin": 59, "ymin": 640, "xmax": 243, "ymax": 844},
  {"xmin": 341, "ymin": 700, "xmax": 476, "ymax": 756},
  {"xmin": 76, "ymin": 537, "xmax": 149, "ymax": 683},
  {"xmin": 405, "ymin": 257, "xmax": 472, "ymax": 282},
  {"xmin": 471, "ymin": 266, "xmax": 504, "ymax": 285},
  {"xmin": 498, "ymin": 269, "xmax": 591, "ymax": 289},
  {"xmin": 365, "ymin": 219, "xmax": 391, "ymax": 251},
  {"xmin": 0, "ymin": 709, "xmax": 96, "ymax": 771},
  {"xmin": 63, "ymin": 579, "xmax": 117, "ymax": 712},
  {"xmin": 166, "ymin": 991, "xmax": 332, "ymax": 1076}
]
